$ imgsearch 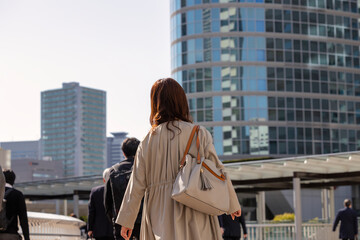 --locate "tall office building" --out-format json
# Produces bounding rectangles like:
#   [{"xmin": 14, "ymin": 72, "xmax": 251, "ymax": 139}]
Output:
[
  {"xmin": 106, "ymin": 132, "xmax": 128, "ymax": 167},
  {"xmin": 41, "ymin": 82, "xmax": 106, "ymax": 177},
  {"xmin": 170, "ymin": 0, "xmax": 360, "ymax": 159}
]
